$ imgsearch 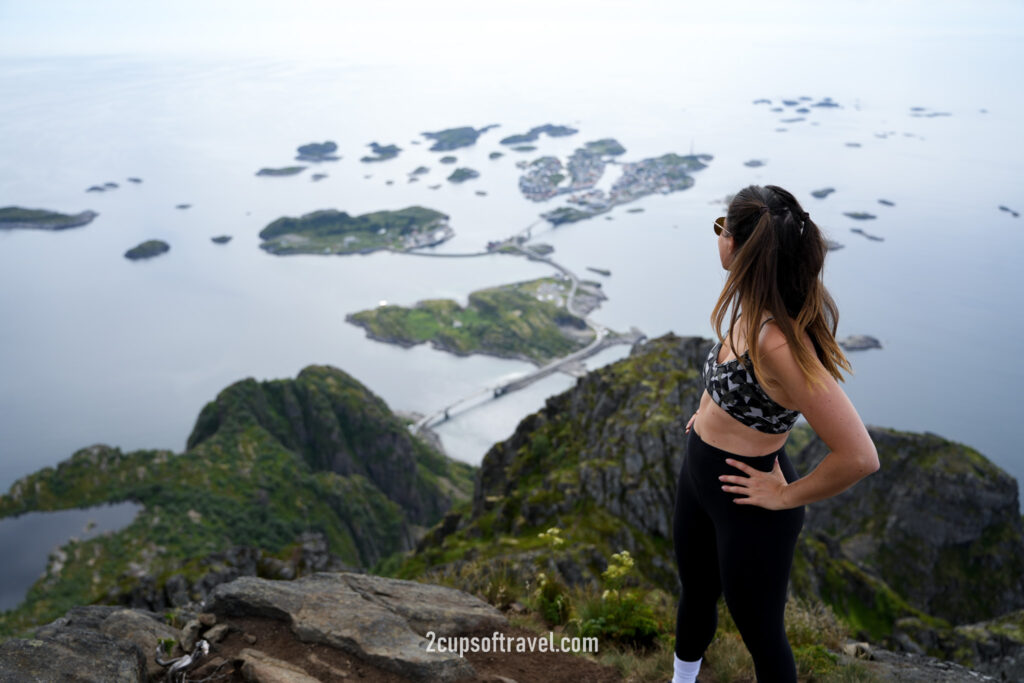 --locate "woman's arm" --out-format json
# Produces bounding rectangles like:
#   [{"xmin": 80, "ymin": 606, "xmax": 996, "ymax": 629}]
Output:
[{"xmin": 718, "ymin": 327, "xmax": 879, "ymax": 510}]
